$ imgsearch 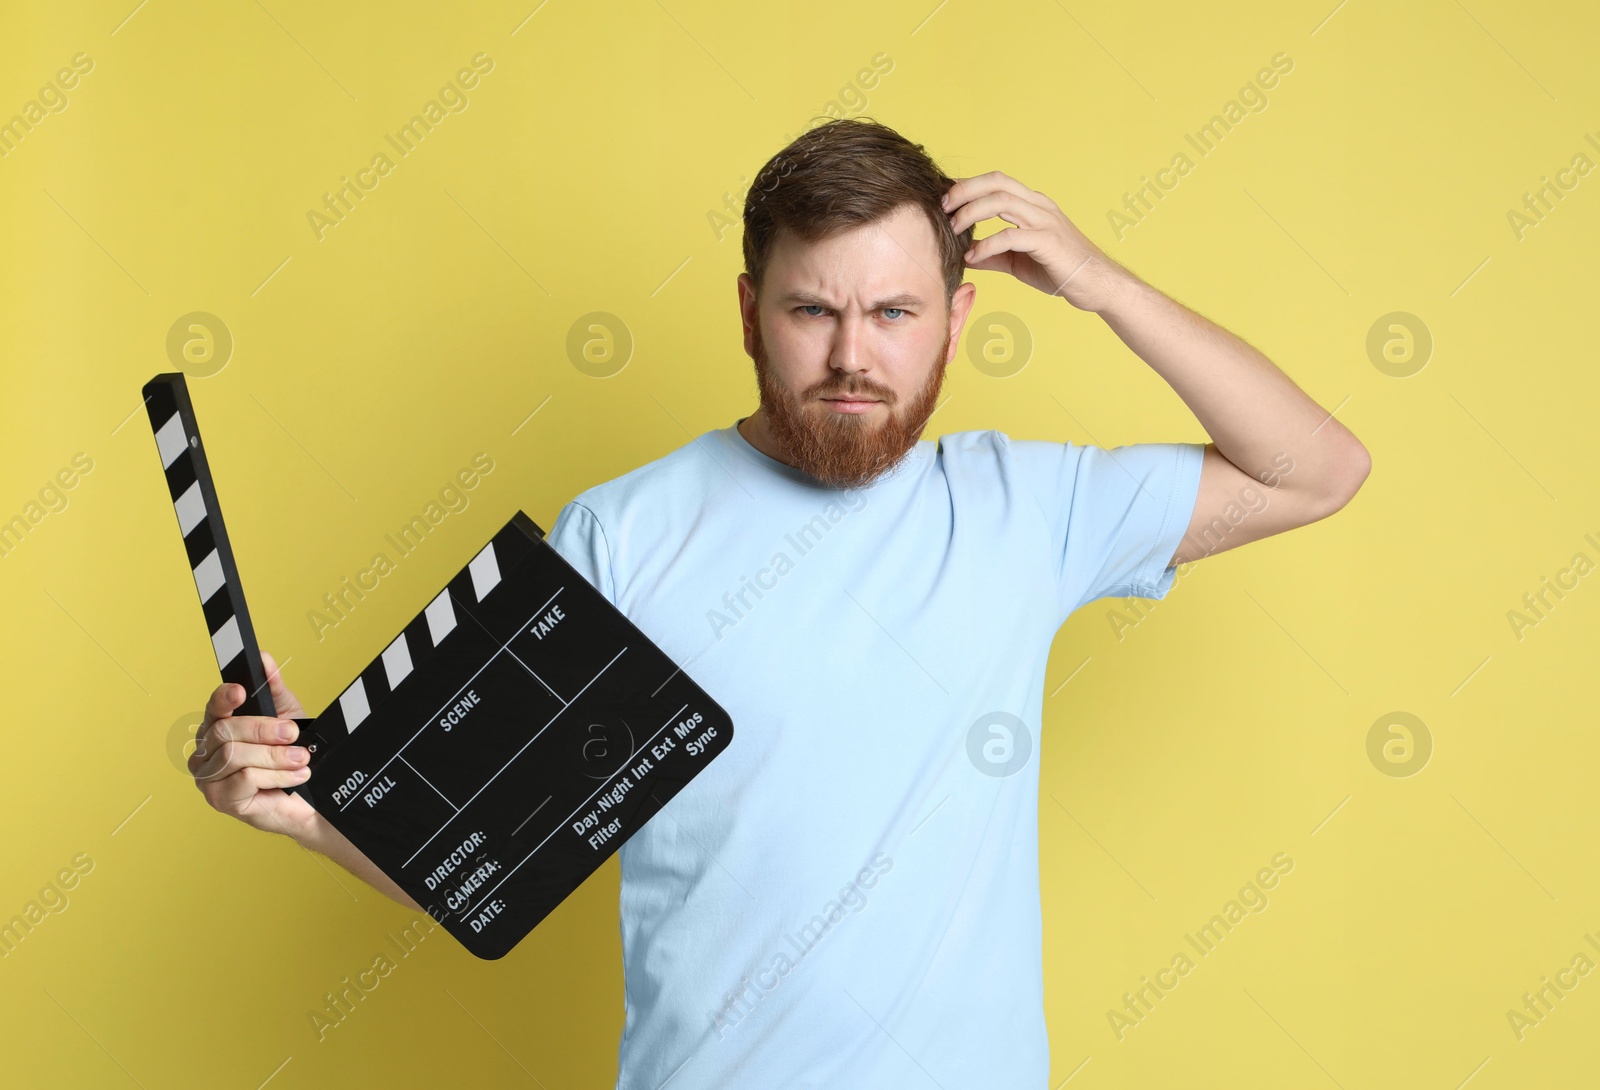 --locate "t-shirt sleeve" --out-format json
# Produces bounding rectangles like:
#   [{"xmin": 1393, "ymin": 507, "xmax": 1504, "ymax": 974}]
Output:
[
  {"xmin": 1007, "ymin": 437, "xmax": 1206, "ymax": 617},
  {"xmin": 545, "ymin": 501, "xmax": 617, "ymax": 605}
]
